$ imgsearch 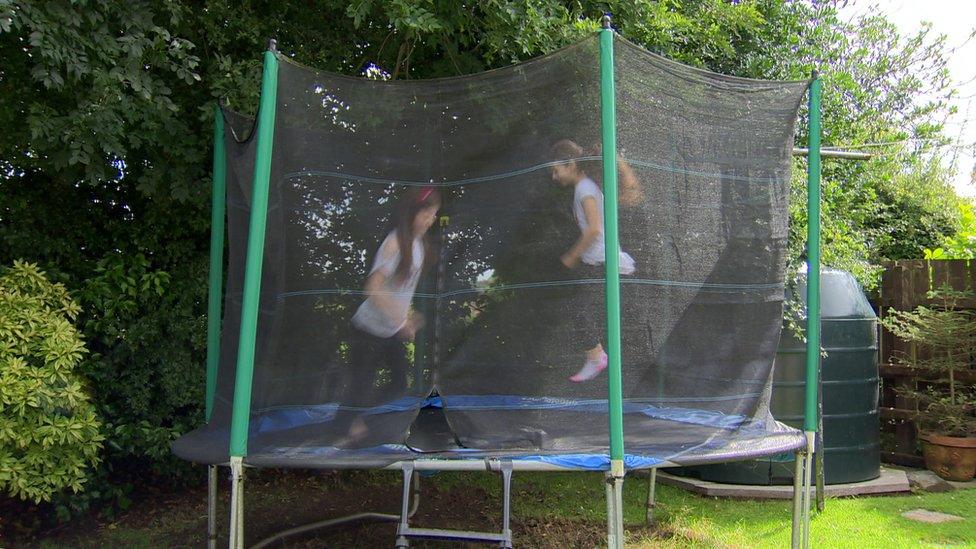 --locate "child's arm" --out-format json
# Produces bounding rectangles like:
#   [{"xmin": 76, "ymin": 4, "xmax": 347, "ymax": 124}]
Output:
[{"xmin": 561, "ymin": 196, "xmax": 602, "ymax": 268}]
